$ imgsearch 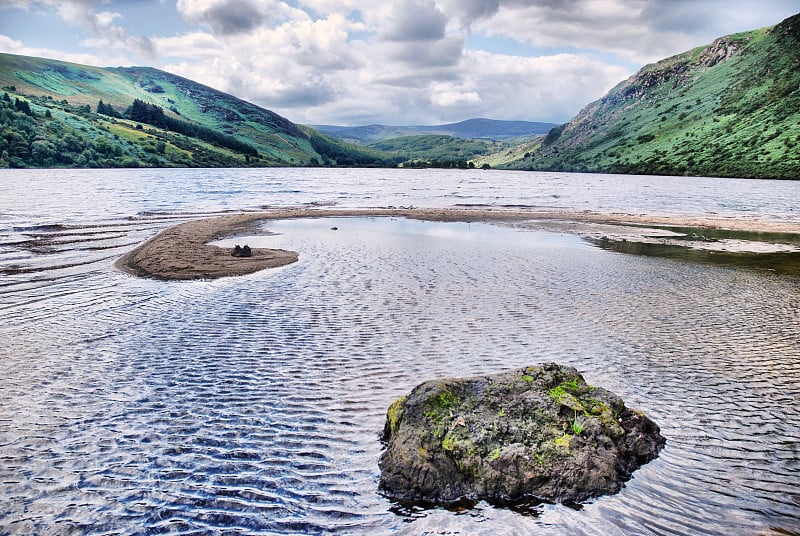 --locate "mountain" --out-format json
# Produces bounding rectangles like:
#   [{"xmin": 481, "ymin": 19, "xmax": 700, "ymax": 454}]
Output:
[
  {"xmin": 4, "ymin": 9, "xmax": 798, "ymax": 178},
  {"xmin": 501, "ymin": 13, "xmax": 800, "ymax": 179},
  {"xmin": 312, "ymin": 118, "xmax": 557, "ymax": 143},
  {"xmin": 0, "ymin": 53, "xmax": 392, "ymax": 168}
]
